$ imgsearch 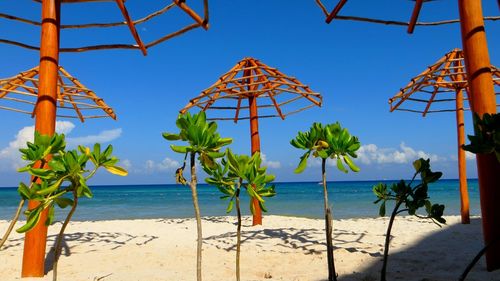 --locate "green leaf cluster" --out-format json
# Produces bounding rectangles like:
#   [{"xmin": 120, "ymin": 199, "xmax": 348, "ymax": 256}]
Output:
[
  {"xmin": 463, "ymin": 113, "xmax": 500, "ymax": 162},
  {"xmin": 372, "ymin": 158, "xmax": 446, "ymax": 225},
  {"xmin": 16, "ymin": 133, "xmax": 128, "ymax": 233},
  {"xmin": 290, "ymin": 122, "xmax": 361, "ymax": 174},
  {"xmin": 204, "ymin": 149, "xmax": 276, "ymax": 214},
  {"xmin": 162, "ymin": 112, "xmax": 232, "ymax": 183}
]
